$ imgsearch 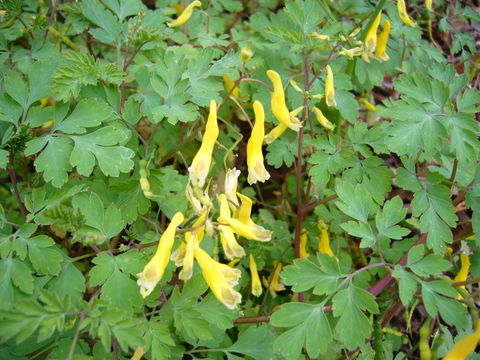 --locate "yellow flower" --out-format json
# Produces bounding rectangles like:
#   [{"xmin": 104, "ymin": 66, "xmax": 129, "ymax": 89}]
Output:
[
  {"xmin": 317, "ymin": 220, "xmax": 334, "ymax": 256},
  {"xmin": 220, "ymin": 192, "xmax": 272, "ymax": 242},
  {"xmin": 289, "ymin": 79, "xmax": 304, "ymax": 94},
  {"xmin": 264, "ymin": 123, "xmax": 288, "ymax": 145},
  {"xmin": 364, "ymin": 11, "xmax": 382, "ymax": 54},
  {"xmin": 375, "ymin": 20, "xmax": 391, "ymax": 61},
  {"xmin": 218, "ymin": 194, "xmax": 245, "ymax": 259},
  {"xmin": 171, "ymin": 210, "xmax": 207, "ymax": 269},
  {"xmin": 172, "ymin": 3, "xmax": 184, "ymax": 14},
  {"xmin": 300, "ymin": 229, "xmax": 309, "ymax": 258},
  {"xmin": 223, "ymin": 74, "xmax": 239, "ymax": 98},
  {"xmin": 359, "ymin": 98, "xmax": 377, "ymax": 111},
  {"xmin": 266, "ymin": 70, "xmax": 302, "ymax": 131},
  {"xmin": 137, "ymin": 212, "xmax": 184, "ymax": 298},
  {"xmin": 311, "ymin": 32, "xmax": 330, "ymax": 41},
  {"xmin": 178, "ymin": 231, "xmax": 195, "ymax": 280},
  {"xmin": 264, "ymin": 106, "xmax": 303, "ymax": 144},
  {"xmin": 188, "ymin": 100, "xmax": 219, "ymax": 187},
  {"xmin": 193, "ymin": 242, "xmax": 242, "ymax": 309},
  {"xmin": 167, "ymin": 1, "xmax": 201, "ymax": 27},
  {"xmin": 425, "ymin": 0, "xmax": 432, "ymax": 12},
  {"xmin": 224, "ymin": 168, "xmax": 241, "ymax": 208},
  {"xmin": 312, "ymin": 107, "xmax": 335, "ymax": 131},
  {"xmin": 241, "ymin": 47, "xmax": 253, "ymax": 62},
  {"xmin": 131, "ymin": 347, "xmax": 145, "ymax": 360},
  {"xmin": 442, "ymin": 321, "xmax": 480, "ymax": 360},
  {"xmin": 397, "ymin": 0, "xmax": 416, "ymax": 27},
  {"xmin": 249, "ymin": 254, "xmax": 262, "ymax": 297},
  {"xmin": 454, "ymin": 253, "xmax": 470, "ymax": 299},
  {"xmin": 325, "ymin": 65, "xmax": 336, "ymax": 107},
  {"xmin": 338, "ymin": 46, "xmax": 364, "ymax": 59},
  {"xmin": 246, "ymin": 101, "xmax": 270, "ymax": 185},
  {"xmin": 266, "ymin": 261, "xmax": 285, "ymax": 297}
]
